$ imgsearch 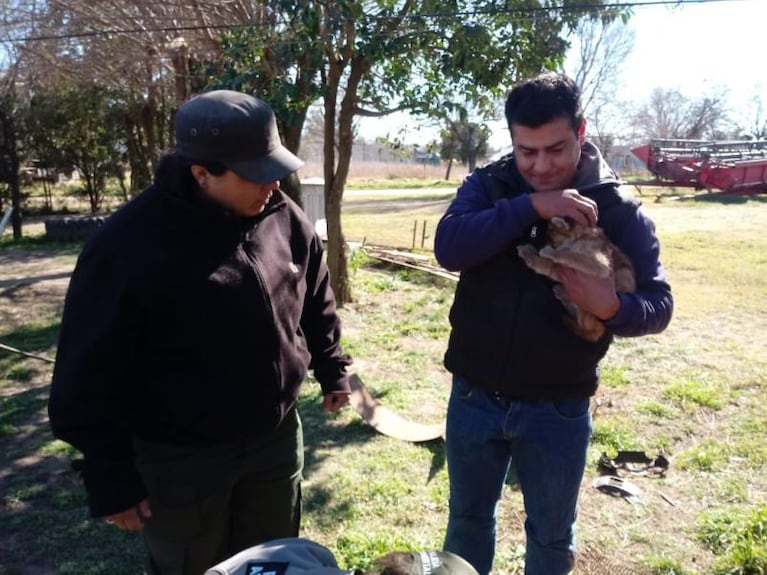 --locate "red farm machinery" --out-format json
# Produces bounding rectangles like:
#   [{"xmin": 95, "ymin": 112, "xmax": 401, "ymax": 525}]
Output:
[{"xmin": 631, "ymin": 139, "xmax": 767, "ymax": 195}]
